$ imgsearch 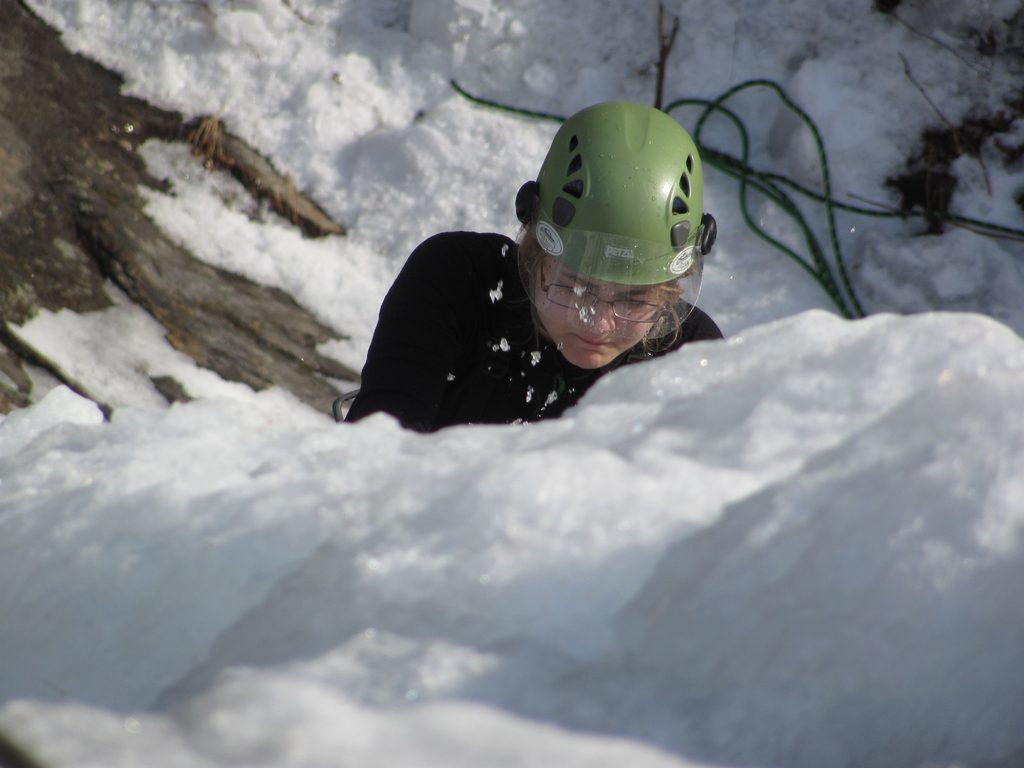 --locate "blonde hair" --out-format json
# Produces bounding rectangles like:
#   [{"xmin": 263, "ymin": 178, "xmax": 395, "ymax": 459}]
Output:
[{"xmin": 516, "ymin": 227, "xmax": 687, "ymax": 355}]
